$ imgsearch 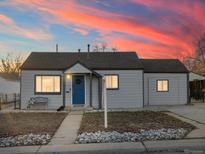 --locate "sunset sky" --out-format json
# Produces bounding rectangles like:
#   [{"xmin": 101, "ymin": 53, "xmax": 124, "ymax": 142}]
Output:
[{"xmin": 0, "ymin": 0, "xmax": 205, "ymax": 59}]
